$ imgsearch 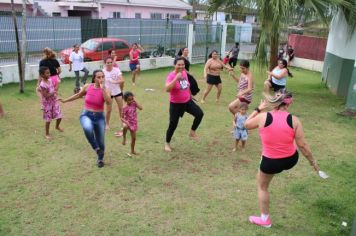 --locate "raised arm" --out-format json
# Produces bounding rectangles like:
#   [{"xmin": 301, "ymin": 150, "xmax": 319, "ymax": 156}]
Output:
[
  {"xmin": 138, "ymin": 44, "xmax": 144, "ymax": 53},
  {"xmin": 165, "ymin": 72, "xmax": 181, "ymax": 92},
  {"xmin": 244, "ymin": 100, "xmax": 269, "ymax": 130},
  {"xmin": 58, "ymin": 84, "xmax": 89, "ymax": 103},
  {"xmin": 293, "ymin": 116, "xmax": 320, "ymax": 172}
]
